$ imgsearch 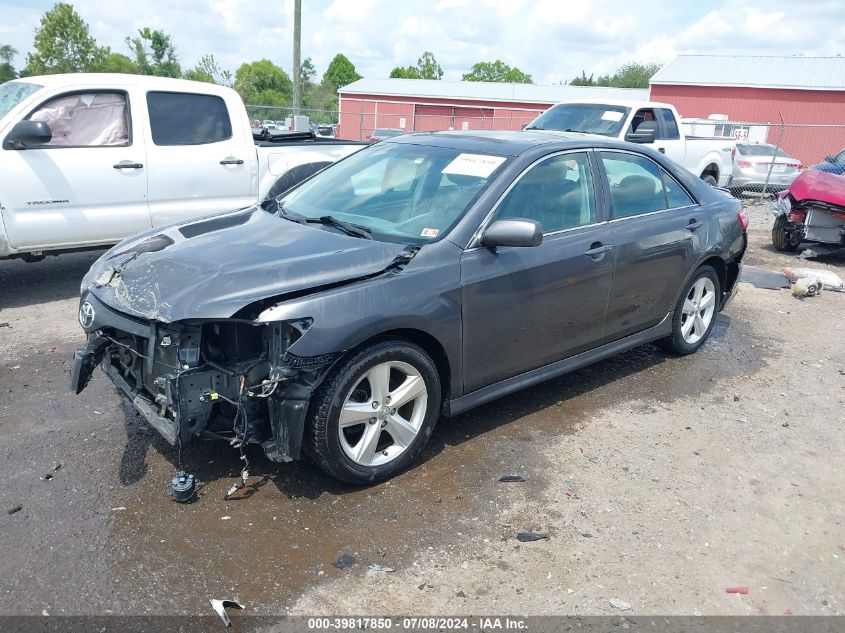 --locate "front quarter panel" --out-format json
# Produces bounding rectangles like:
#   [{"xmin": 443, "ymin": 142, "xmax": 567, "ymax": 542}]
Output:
[{"xmin": 257, "ymin": 239, "xmax": 465, "ymax": 398}]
